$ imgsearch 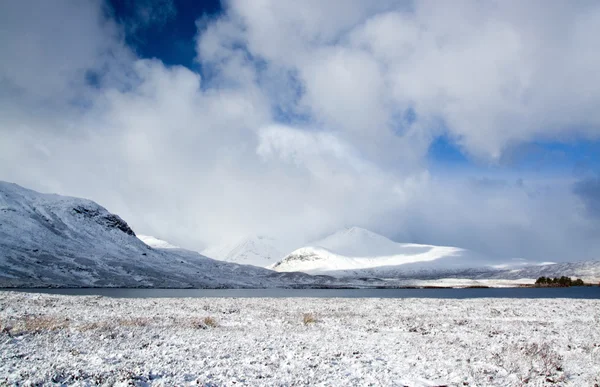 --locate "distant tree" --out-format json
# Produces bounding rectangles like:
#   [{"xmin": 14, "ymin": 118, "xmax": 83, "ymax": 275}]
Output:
[{"xmin": 535, "ymin": 276, "xmax": 583, "ymax": 287}]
